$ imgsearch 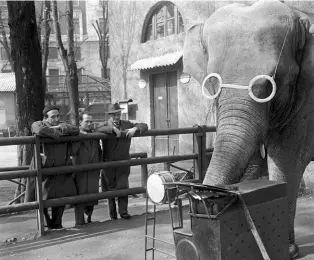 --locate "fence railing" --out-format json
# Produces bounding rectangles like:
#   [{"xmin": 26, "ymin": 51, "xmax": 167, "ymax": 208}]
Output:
[{"xmin": 0, "ymin": 125, "xmax": 216, "ymax": 236}]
